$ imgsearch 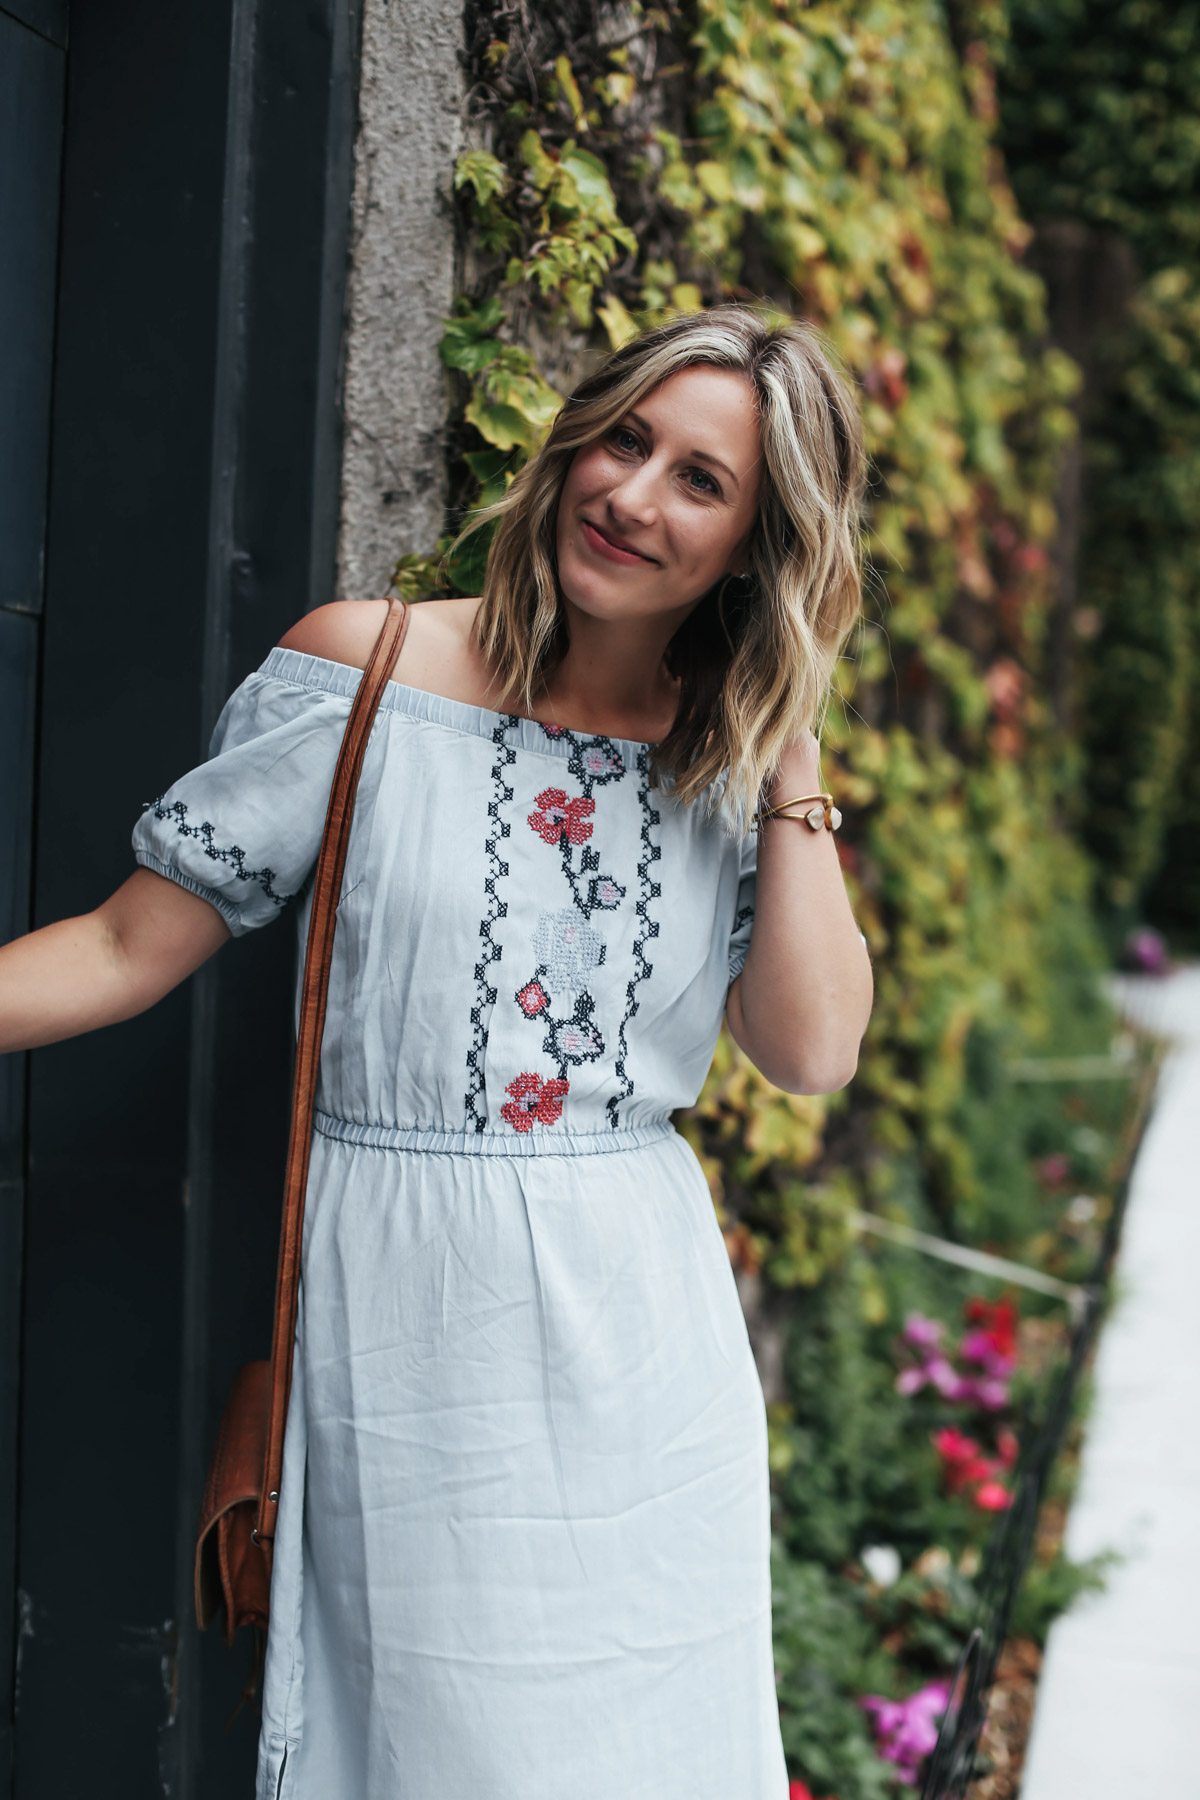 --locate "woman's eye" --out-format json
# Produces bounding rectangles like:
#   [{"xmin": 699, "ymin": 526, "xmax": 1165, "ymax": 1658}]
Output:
[
  {"xmin": 612, "ymin": 427, "xmax": 640, "ymax": 453},
  {"xmin": 686, "ymin": 467, "xmax": 719, "ymax": 495}
]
